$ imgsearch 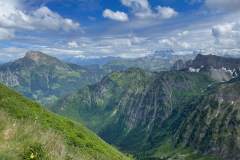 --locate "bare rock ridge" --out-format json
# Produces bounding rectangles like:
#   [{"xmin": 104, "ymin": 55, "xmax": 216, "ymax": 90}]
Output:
[
  {"xmin": 174, "ymin": 54, "xmax": 240, "ymax": 82},
  {"xmin": 23, "ymin": 51, "xmax": 68, "ymax": 67},
  {"xmin": 174, "ymin": 54, "xmax": 240, "ymax": 71},
  {"xmin": 24, "ymin": 51, "xmax": 48, "ymax": 61},
  {"xmin": 187, "ymin": 54, "xmax": 240, "ymax": 69}
]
